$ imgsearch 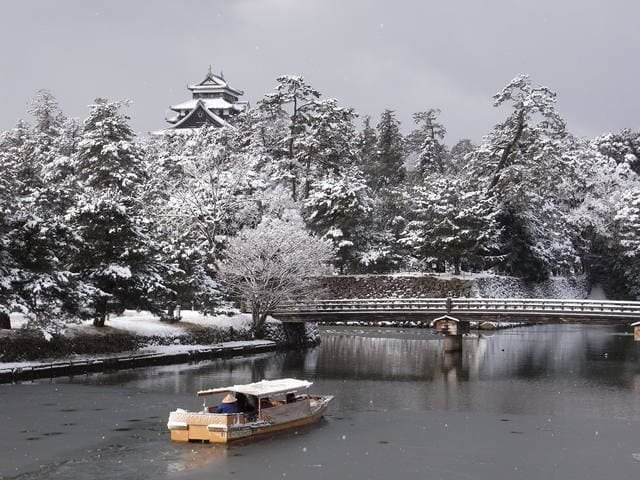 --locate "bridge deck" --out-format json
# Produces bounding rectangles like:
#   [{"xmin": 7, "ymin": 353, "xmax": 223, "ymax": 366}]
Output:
[{"xmin": 272, "ymin": 298, "xmax": 640, "ymax": 323}]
